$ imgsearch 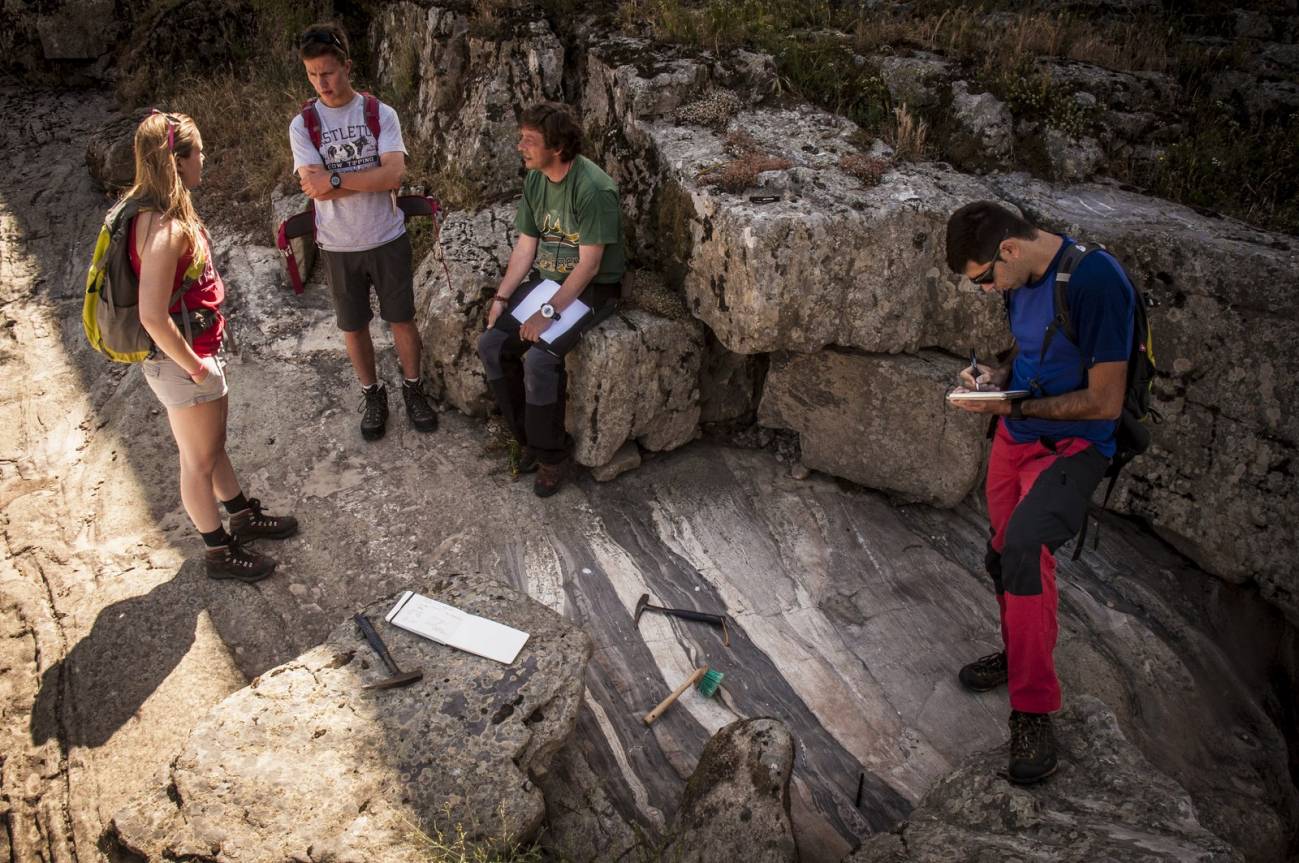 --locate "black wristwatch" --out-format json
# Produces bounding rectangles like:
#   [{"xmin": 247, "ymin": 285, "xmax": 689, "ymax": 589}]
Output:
[
  {"xmin": 540, "ymin": 303, "xmax": 561, "ymax": 321},
  {"xmin": 329, "ymin": 171, "xmax": 342, "ymax": 189},
  {"xmin": 1010, "ymin": 398, "xmax": 1027, "ymax": 421}
]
